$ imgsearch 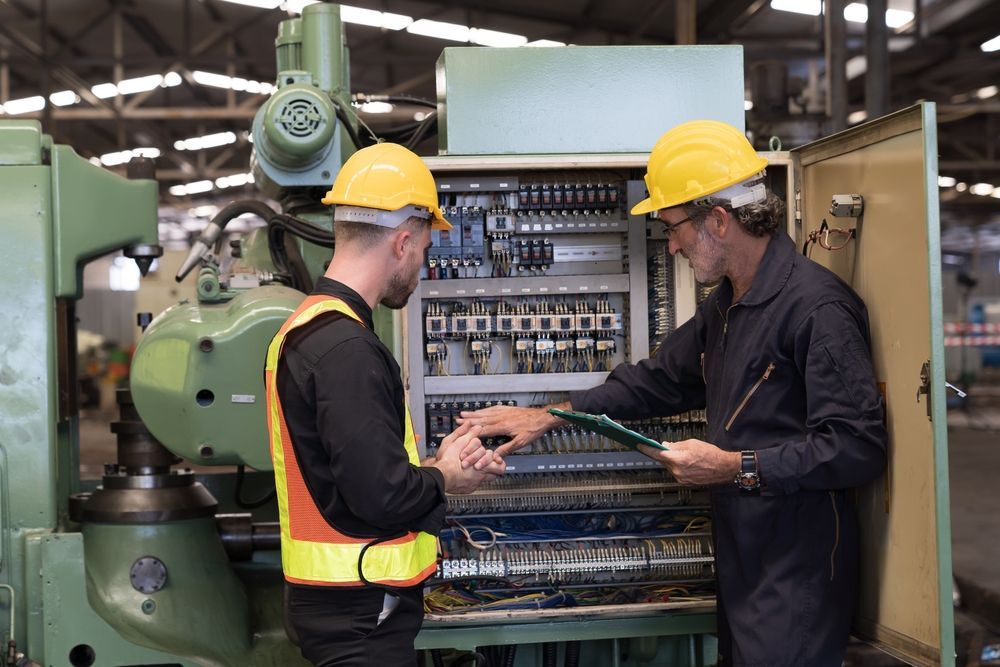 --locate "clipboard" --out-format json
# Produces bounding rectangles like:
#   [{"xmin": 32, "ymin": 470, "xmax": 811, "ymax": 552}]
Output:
[{"xmin": 548, "ymin": 408, "xmax": 669, "ymax": 451}]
